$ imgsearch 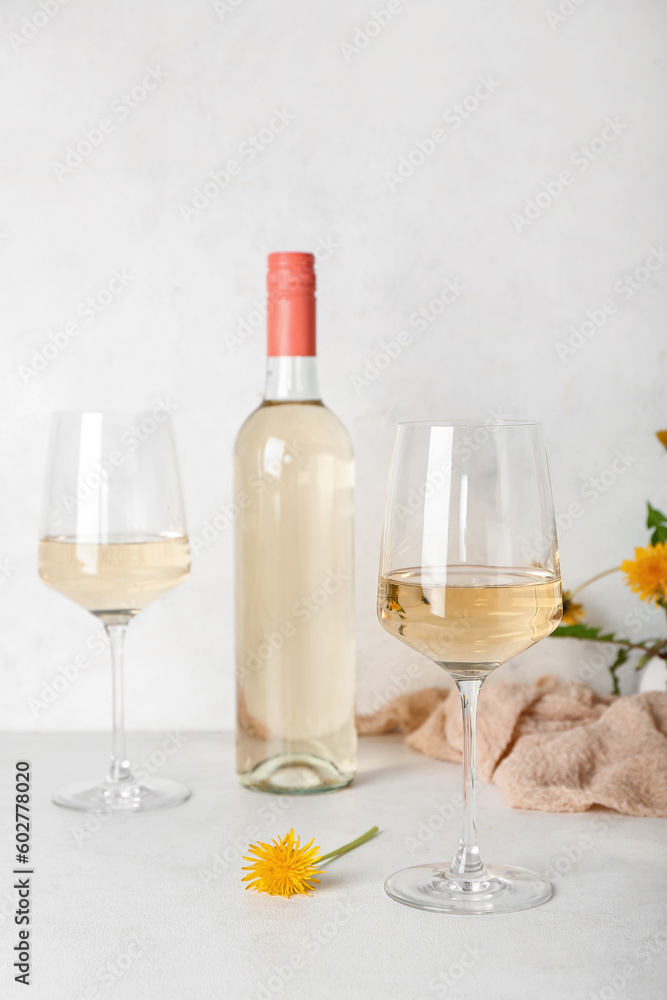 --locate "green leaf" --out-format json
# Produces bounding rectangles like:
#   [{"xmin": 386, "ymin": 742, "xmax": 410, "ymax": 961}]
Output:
[
  {"xmin": 647, "ymin": 502, "xmax": 667, "ymax": 544},
  {"xmin": 634, "ymin": 653, "xmax": 651, "ymax": 673},
  {"xmin": 646, "ymin": 501, "xmax": 667, "ymax": 529},
  {"xmin": 552, "ymin": 624, "xmax": 618, "ymax": 642}
]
